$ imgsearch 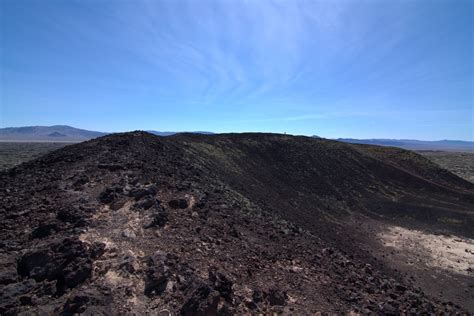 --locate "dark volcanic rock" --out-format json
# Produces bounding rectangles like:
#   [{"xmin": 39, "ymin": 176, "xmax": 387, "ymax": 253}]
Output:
[
  {"xmin": 252, "ymin": 290, "xmax": 264, "ymax": 304},
  {"xmin": 72, "ymin": 174, "xmax": 89, "ymax": 188},
  {"xmin": 0, "ymin": 279, "xmax": 37, "ymax": 312},
  {"xmin": 61, "ymin": 289, "xmax": 112, "ymax": 315},
  {"xmin": 143, "ymin": 209, "xmax": 168, "ymax": 228},
  {"xmin": 181, "ymin": 285, "xmax": 220, "ymax": 316},
  {"xmin": 129, "ymin": 186, "xmax": 157, "ymax": 201},
  {"xmin": 135, "ymin": 197, "xmax": 158, "ymax": 210},
  {"xmin": 168, "ymin": 198, "xmax": 188, "ymax": 209},
  {"xmin": 98, "ymin": 187, "xmax": 122, "ymax": 204},
  {"xmin": 208, "ymin": 268, "xmax": 233, "ymax": 302},
  {"xmin": 267, "ymin": 288, "xmax": 287, "ymax": 306},
  {"xmin": 144, "ymin": 251, "xmax": 170, "ymax": 297},
  {"xmin": 97, "ymin": 163, "xmax": 123, "ymax": 171},
  {"xmin": 56, "ymin": 207, "xmax": 86, "ymax": 226},
  {"xmin": 0, "ymin": 268, "xmax": 17, "ymax": 285},
  {"xmin": 17, "ymin": 238, "xmax": 96, "ymax": 294},
  {"xmin": 30, "ymin": 222, "xmax": 58, "ymax": 239},
  {"xmin": 0, "ymin": 131, "xmax": 472, "ymax": 314}
]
